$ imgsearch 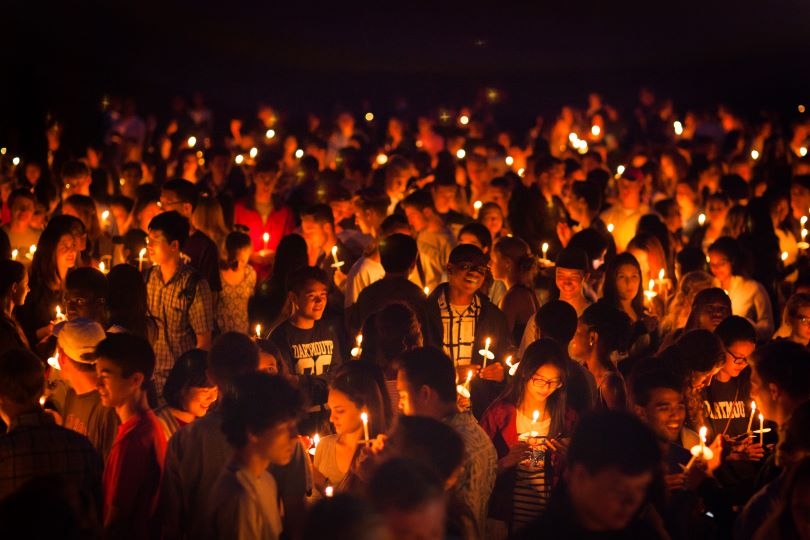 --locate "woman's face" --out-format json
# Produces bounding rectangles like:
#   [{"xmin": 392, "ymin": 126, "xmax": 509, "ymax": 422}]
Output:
[
  {"xmin": 55, "ymin": 234, "xmax": 78, "ymax": 274},
  {"xmin": 237, "ymin": 246, "xmax": 252, "ymax": 269},
  {"xmin": 708, "ymin": 251, "xmax": 733, "ymax": 283},
  {"xmin": 695, "ymin": 301, "xmax": 731, "ymax": 331},
  {"xmin": 259, "ymin": 351, "xmax": 279, "ymax": 375},
  {"xmin": 719, "ymin": 340, "xmax": 755, "ymax": 380},
  {"xmin": 490, "ymin": 249, "xmax": 509, "ymax": 281},
  {"xmin": 328, "ymin": 389, "xmax": 362, "ymax": 436},
  {"xmin": 480, "ymin": 209, "xmax": 503, "ymax": 238},
  {"xmin": 12, "ymin": 272, "xmax": 29, "ymax": 306},
  {"xmin": 615, "ymin": 263, "xmax": 641, "ymax": 303},
  {"xmin": 524, "ymin": 364, "xmax": 563, "ymax": 404},
  {"xmin": 182, "ymin": 385, "xmax": 218, "ymax": 418},
  {"xmin": 789, "ymin": 304, "xmax": 810, "ymax": 342}
]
